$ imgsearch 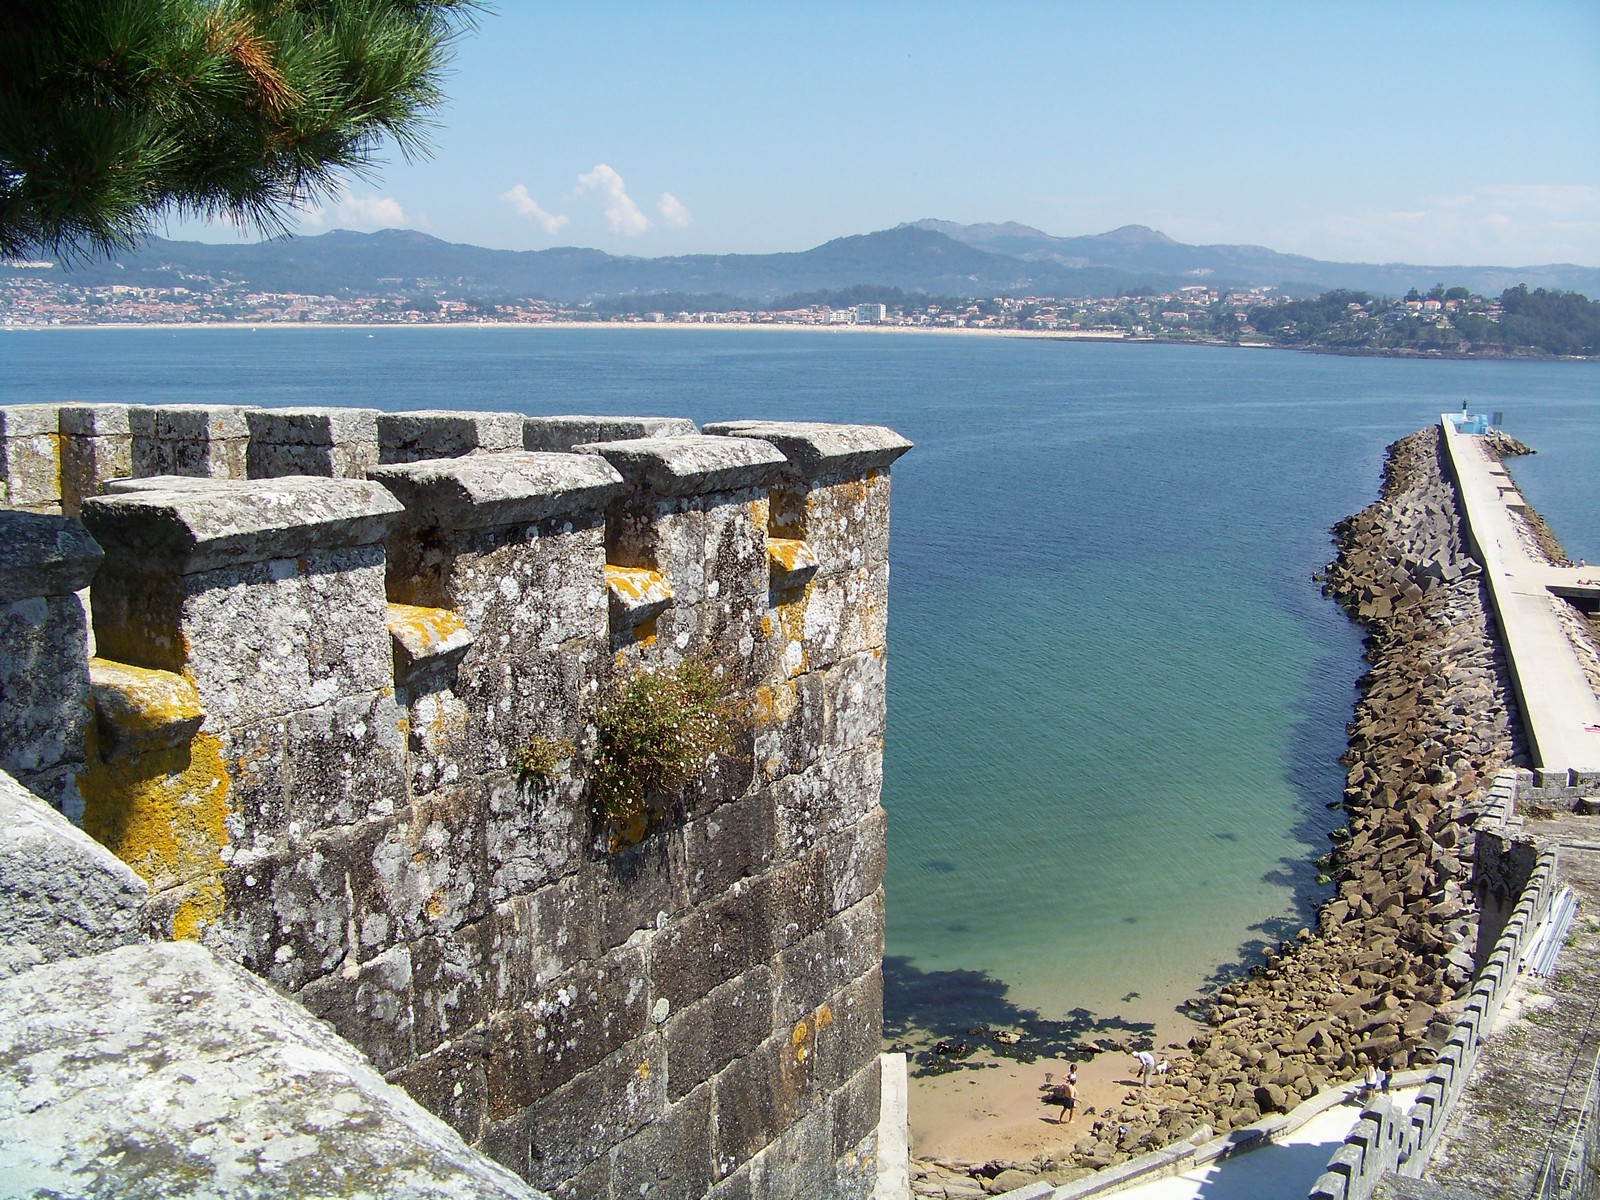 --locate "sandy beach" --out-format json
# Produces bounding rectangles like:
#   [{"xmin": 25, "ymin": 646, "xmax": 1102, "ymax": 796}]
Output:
[
  {"xmin": 907, "ymin": 1008, "xmax": 1203, "ymax": 1164},
  {"xmin": 2, "ymin": 318, "xmax": 1131, "ymax": 341}
]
